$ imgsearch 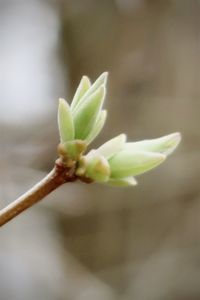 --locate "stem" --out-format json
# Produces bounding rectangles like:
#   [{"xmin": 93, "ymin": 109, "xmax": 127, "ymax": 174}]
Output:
[{"xmin": 0, "ymin": 160, "xmax": 74, "ymax": 227}]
